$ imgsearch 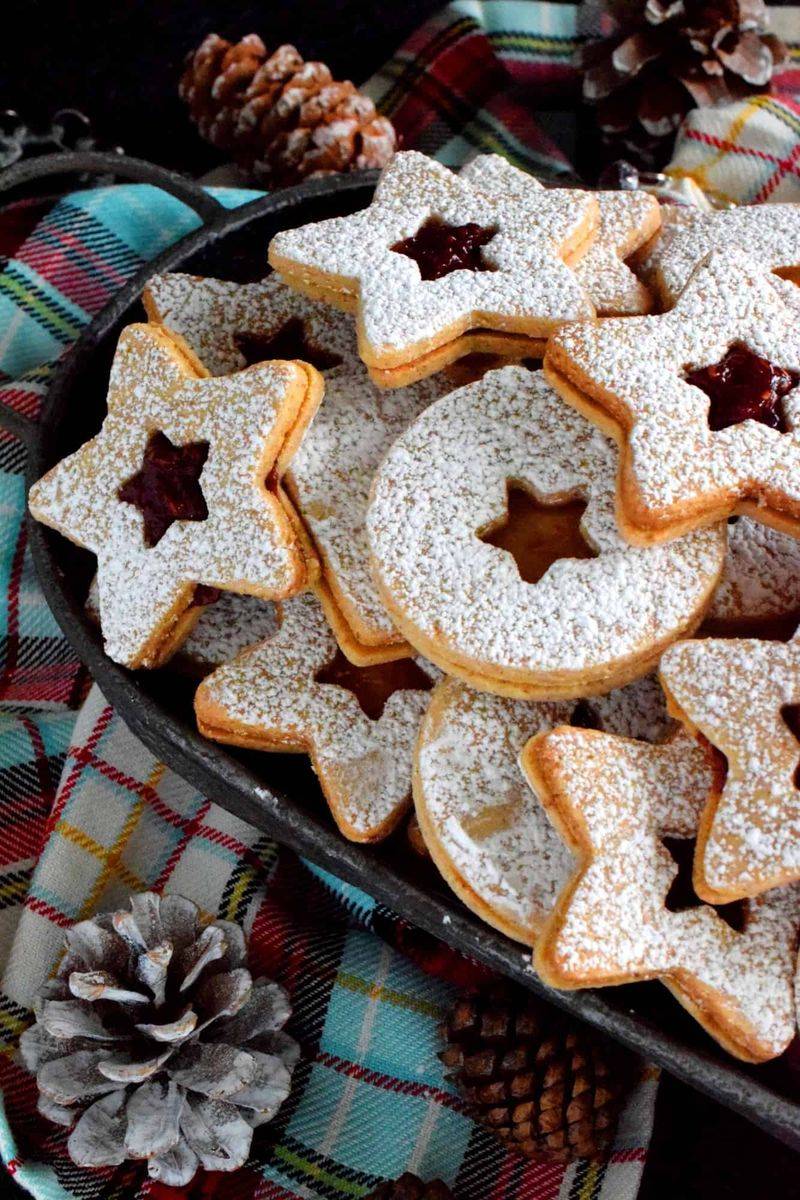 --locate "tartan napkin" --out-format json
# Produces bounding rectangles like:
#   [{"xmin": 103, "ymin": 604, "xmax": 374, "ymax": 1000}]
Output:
[{"xmin": 4, "ymin": 0, "xmax": 799, "ymax": 1194}]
